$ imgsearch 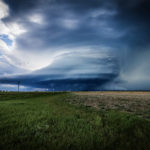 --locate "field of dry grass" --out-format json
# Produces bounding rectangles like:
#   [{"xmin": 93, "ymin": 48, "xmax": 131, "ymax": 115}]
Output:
[{"xmin": 67, "ymin": 92, "xmax": 150, "ymax": 119}]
